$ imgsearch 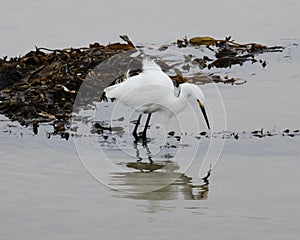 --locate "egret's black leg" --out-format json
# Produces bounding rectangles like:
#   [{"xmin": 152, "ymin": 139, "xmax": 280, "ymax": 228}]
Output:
[
  {"xmin": 145, "ymin": 144, "xmax": 153, "ymax": 164},
  {"xmin": 142, "ymin": 113, "xmax": 152, "ymax": 145},
  {"xmin": 133, "ymin": 143, "xmax": 142, "ymax": 162},
  {"xmin": 133, "ymin": 114, "xmax": 142, "ymax": 143}
]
